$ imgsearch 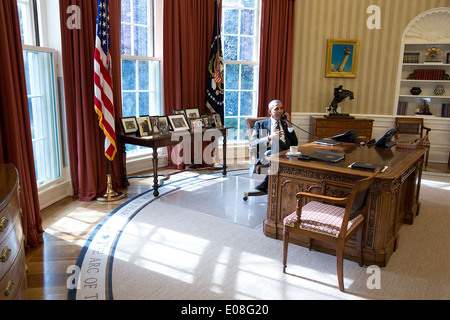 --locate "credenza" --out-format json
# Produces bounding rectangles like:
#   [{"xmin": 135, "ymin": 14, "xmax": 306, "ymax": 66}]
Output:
[
  {"xmin": 309, "ymin": 116, "xmax": 374, "ymax": 141},
  {"xmin": 0, "ymin": 164, "xmax": 28, "ymax": 300},
  {"xmin": 265, "ymin": 142, "xmax": 426, "ymax": 267}
]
